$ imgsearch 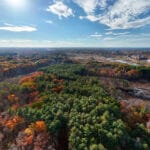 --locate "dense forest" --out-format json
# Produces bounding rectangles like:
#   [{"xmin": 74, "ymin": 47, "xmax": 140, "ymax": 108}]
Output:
[{"xmin": 0, "ymin": 62, "xmax": 149, "ymax": 150}]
